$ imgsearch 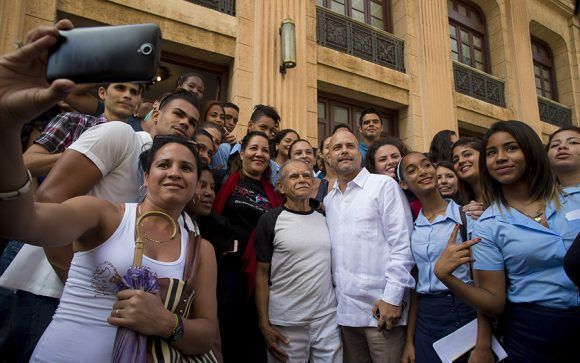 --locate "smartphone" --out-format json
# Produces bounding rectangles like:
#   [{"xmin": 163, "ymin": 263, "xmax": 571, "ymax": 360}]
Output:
[{"xmin": 46, "ymin": 23, "xmax": 162, "ymax": 84}]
